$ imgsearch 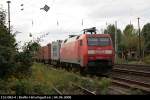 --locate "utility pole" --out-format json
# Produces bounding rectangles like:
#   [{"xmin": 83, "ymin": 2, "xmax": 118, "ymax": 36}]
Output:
[
  {"xmin": 115, "ymin": 21, "xmax": 117, "ymax": 62},
  {"xmin": 7, "ymin": 1, "xmax": 11, "ymax": 34},
  {"xmin": 137, "ymin": 17, "xmax": 142, "ymax": 61}
]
